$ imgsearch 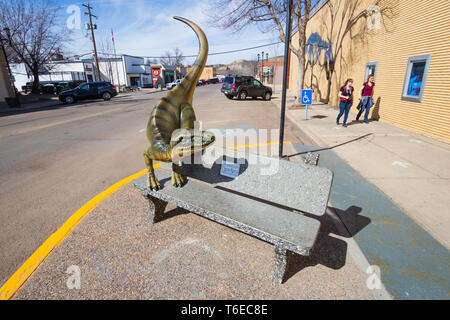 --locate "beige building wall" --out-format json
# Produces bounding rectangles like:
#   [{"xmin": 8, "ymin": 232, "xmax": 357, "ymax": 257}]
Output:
[
  {"xmin": 289, "ymin": 0, "xmax": 450, "ymax": 143},
  {"xmin": 0, "ymin": 48, "xmax": 14, "ymax": 107},
  {"xmin": 186, "ymin": 66, "xmax": 214, "ymax": 80}
]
